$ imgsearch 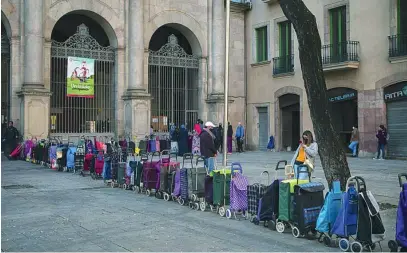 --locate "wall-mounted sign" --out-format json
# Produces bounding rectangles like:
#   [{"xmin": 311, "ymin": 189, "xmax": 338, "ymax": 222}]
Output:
[
  {"xmin": 384, "ymin": 82, "xmax": 407, "ymax": 102},
  {"xmin": 327, "ymin": 88, "xmax": 358, "ymax": 103}
]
